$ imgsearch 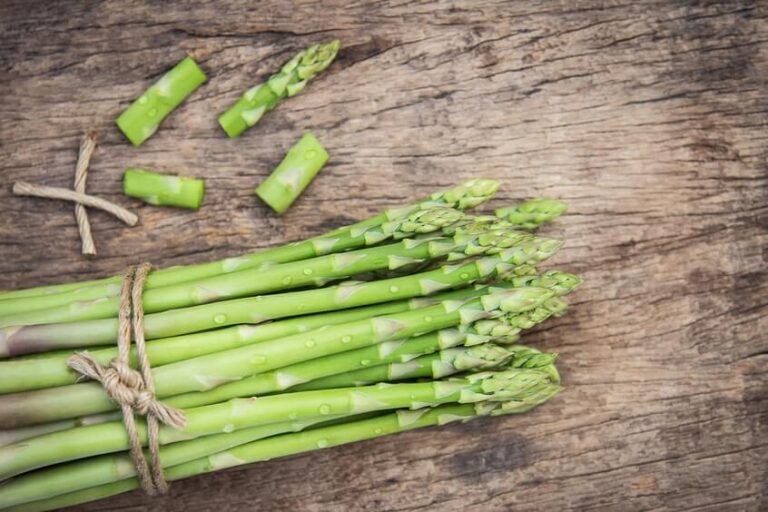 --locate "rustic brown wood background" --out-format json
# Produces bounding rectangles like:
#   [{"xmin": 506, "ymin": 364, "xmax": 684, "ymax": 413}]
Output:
[{"xmin": 1, "ymin": 0, "xmax": 766, "ymax": 510}]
